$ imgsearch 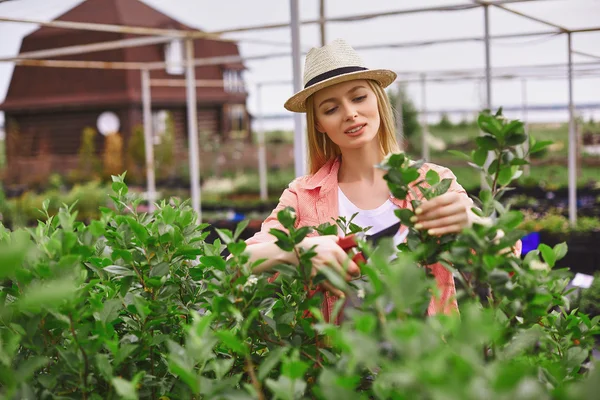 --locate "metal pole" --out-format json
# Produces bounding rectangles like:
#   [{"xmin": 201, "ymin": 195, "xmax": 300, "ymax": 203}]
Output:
[
  {"xmin": 395, "ymin": 81, "xmax": 404, "ymax": 150},
  {"xmin": 420, "ymin": 73, "xmax": 429, "ymax": 161},
  {"xmin": 521, "ymin": 78, "xmax": 530, "ymax": 176},
  {"xmin": 482, "ymin": 4, "xmax": 493, "ymax": 189},
  {"xmin": 484, "ymin": 5, "xmax": 492, "ymax": 108},
  {"xmin": 185, "ymin": 38, "xmax": 202, "ymax": 221},
  {"xmin": 290, "ymin": 0, "xmax": 306, "ymax": 177},
  {"xmin": 567, "ymin": 32, "xmax": 577, "ymax": 226},
  {"xmin": 141, "ymin": 69, "xmax": 156, "ymax": 213},
  {"xmin": 319, "ymin": 0, "xmax": 326, "ymax": 46},
  {"xmin": 257, "ymin": 83, "xmax": 268, "ymax": 200}
]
